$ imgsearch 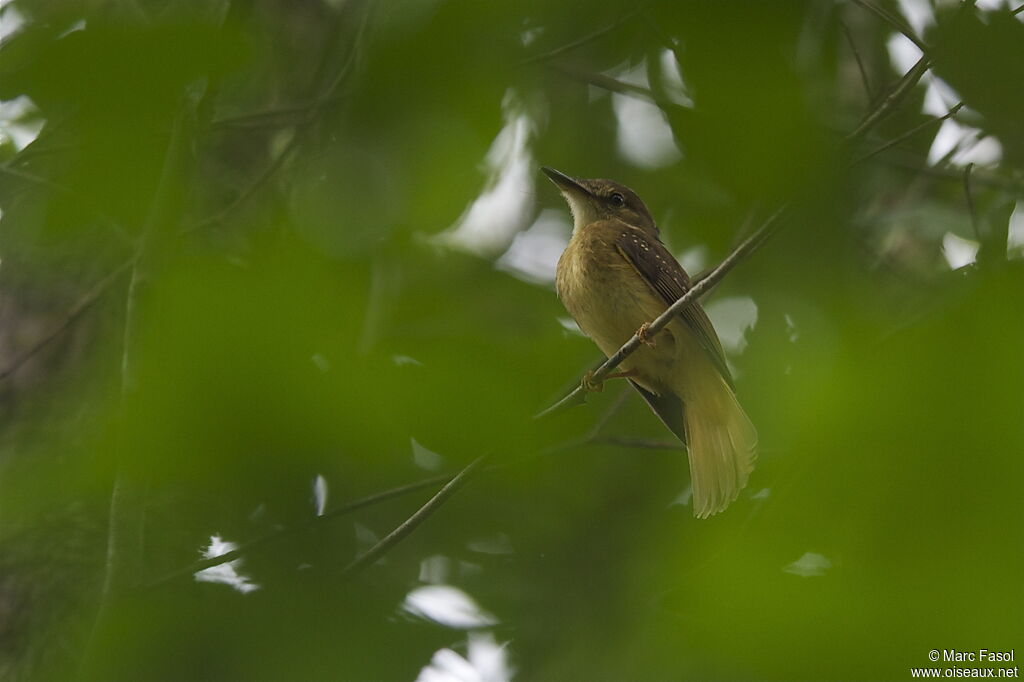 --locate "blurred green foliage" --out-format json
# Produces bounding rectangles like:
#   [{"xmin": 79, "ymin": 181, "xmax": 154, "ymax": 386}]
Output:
[{"xmin": 0, "ymin": 0, "xmax": 1021, "ymax": 680}]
